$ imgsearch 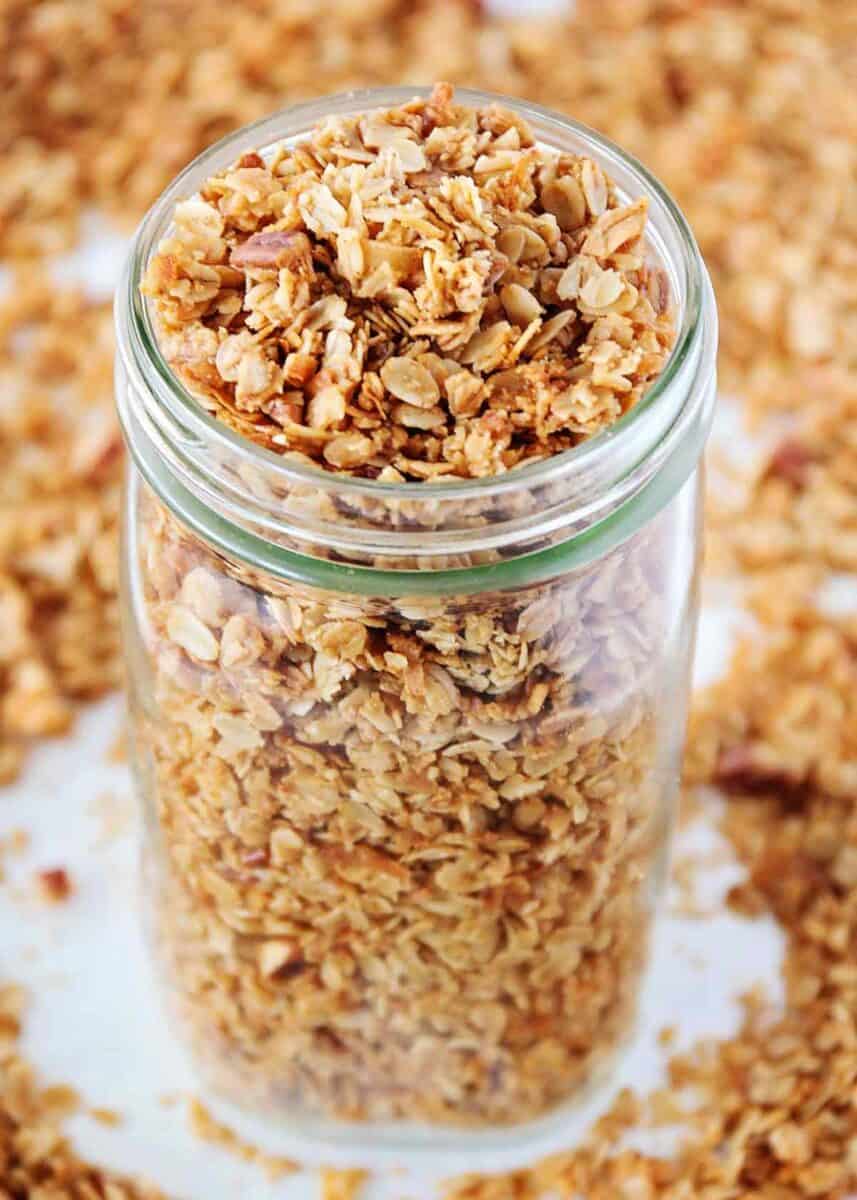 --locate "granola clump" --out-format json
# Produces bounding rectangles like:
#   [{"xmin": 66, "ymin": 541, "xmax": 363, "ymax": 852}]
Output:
[{"xmin": 143, "ymin": 85, "xmax": 675, "ymax": 480}]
